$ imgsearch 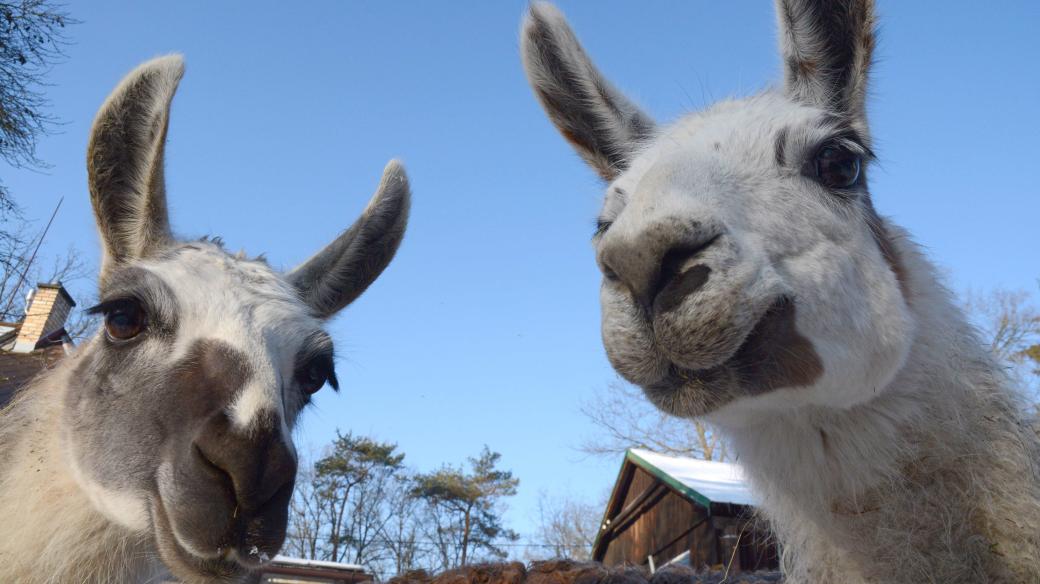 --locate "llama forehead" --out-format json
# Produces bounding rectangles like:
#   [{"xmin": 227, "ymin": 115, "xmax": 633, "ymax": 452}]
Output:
[
  {"xmin": 605, "ymin": 93, "xmax": 863, "ymax": 246},
  {"xmin": 623, "ymin": 93, "xmax": 823, "ymax": 189},
  {"xmin": 143, "ymin": 243, "xmax": 320, "ymax": 339}
]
